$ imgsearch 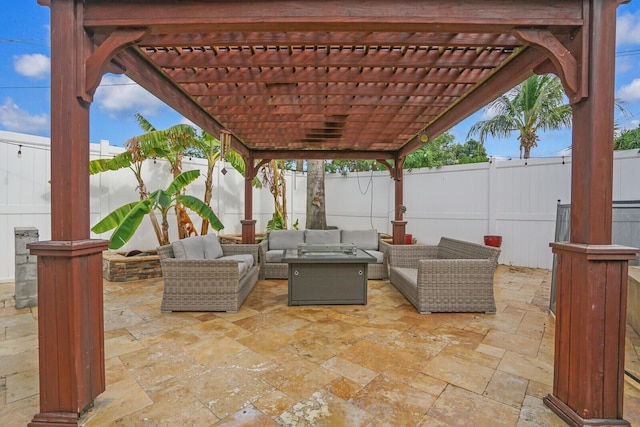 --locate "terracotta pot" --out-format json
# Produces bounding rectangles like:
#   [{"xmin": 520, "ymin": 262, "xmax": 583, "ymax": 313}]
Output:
[{"xmin": 484, "ymin": 235, "xmax": 502, "ymax": 248}]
